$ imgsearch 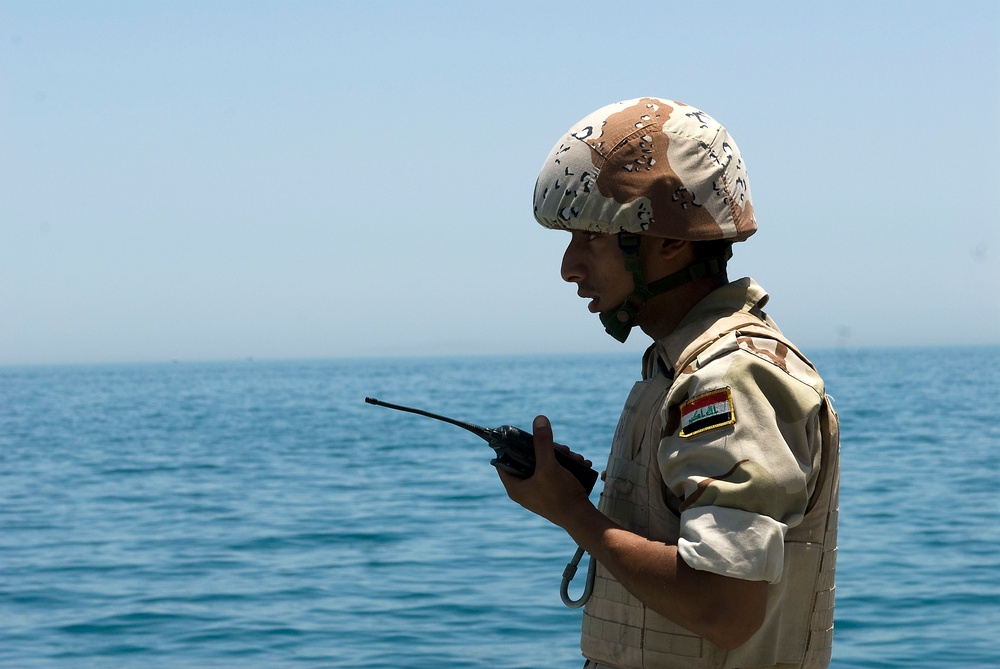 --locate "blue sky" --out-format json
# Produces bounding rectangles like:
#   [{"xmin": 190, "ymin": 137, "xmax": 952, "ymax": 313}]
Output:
[{"xmin": 1, "ymin": 1, "xmax": 998, "ymax": 365}]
